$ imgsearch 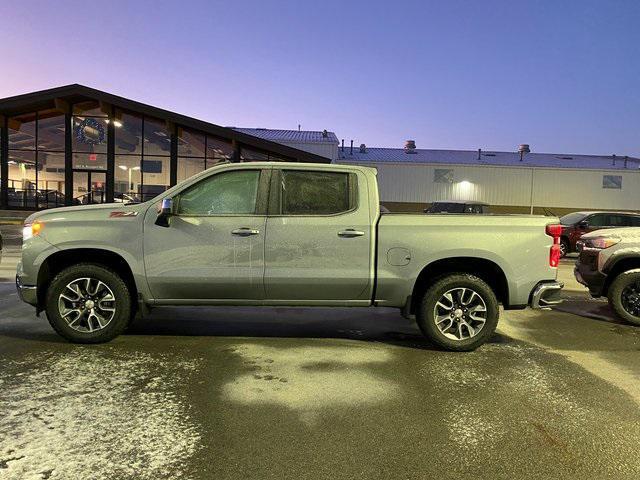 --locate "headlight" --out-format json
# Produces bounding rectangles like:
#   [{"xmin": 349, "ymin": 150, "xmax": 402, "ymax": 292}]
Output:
[
  {"xmin": 23, "ymin": 221, "xmax": 43, "ymax": 241},
  {"xmin": 583, "ymin": 236, "xmax": 620, "ymax": 249}
]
